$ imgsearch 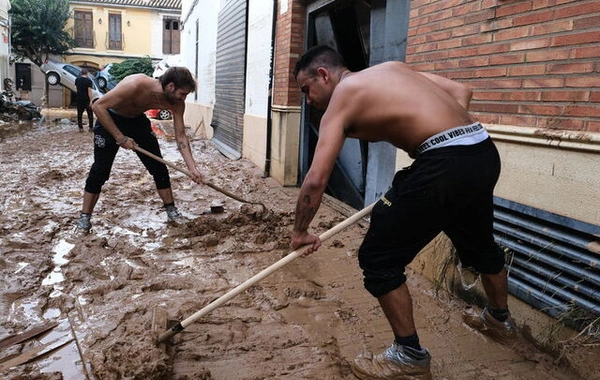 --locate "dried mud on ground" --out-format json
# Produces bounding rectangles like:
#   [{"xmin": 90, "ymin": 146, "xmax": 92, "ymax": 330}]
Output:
[{"xmin": 0, "ymin": 110, "xmax": 590, "ymax": 379}]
